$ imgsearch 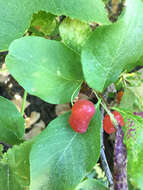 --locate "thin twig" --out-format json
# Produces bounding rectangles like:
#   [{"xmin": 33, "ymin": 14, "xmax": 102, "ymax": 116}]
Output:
[
  {"xmin": 93, "ymin": 90, "xmax": 118, "ymax": 128},
  {"xmin": 100, "ymin": 106, "xmax": 114, "ymax": 190}
]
